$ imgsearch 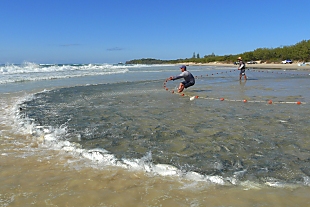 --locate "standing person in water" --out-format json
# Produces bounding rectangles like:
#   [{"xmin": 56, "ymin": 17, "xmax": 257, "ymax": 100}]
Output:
[
  {"xmin": 237, "ymin": 57, "xmax": 247, "ymax": 80},
  {"xmin": 167, "ymin": 65, "xmax": 195, "ymax": 93}
]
